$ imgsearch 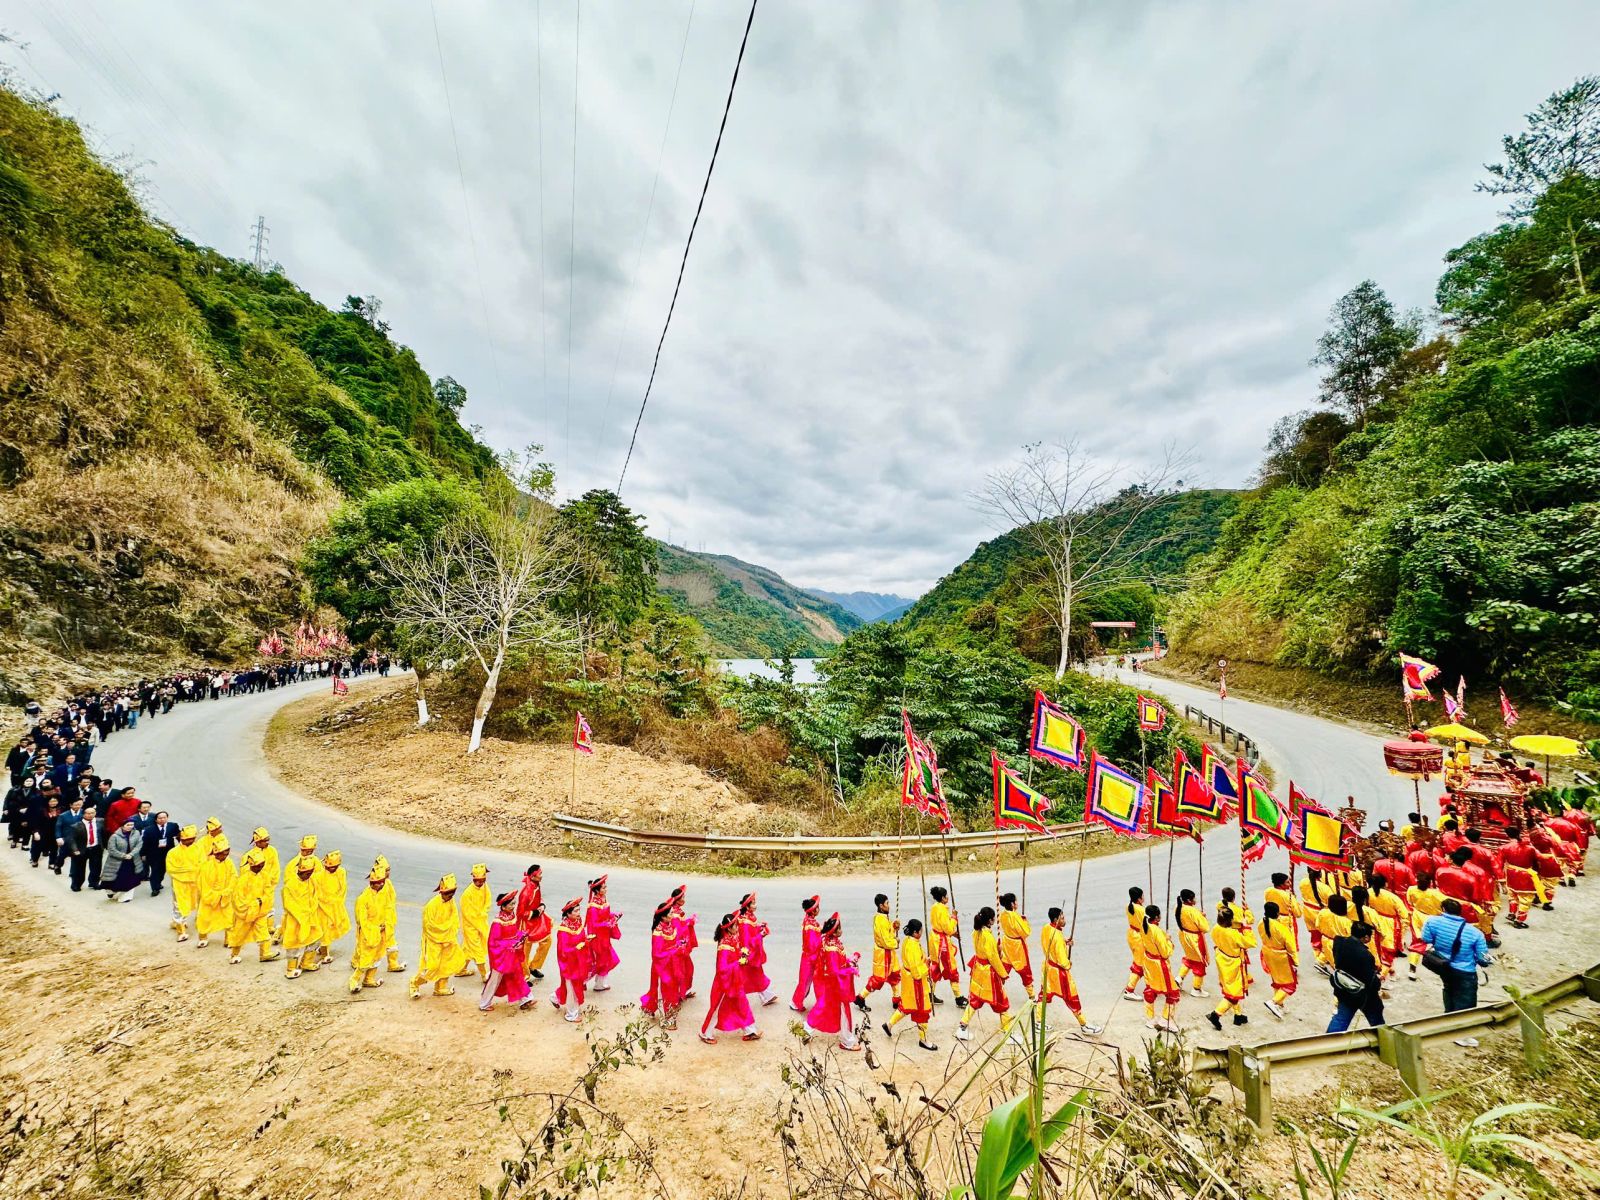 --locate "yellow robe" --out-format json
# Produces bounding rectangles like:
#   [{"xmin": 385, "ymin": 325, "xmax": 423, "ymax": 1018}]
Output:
[
  {"xmin": 460, "ymin": 881, "xmax": 491, "ymax": 966},
  {"xmin": 1139, "ymin": 924, "xmax": 1177, "ymax": 993},
  {"xmin": 165, "ymin": 841, "xmax": 202, "ymax": 919},
  {"xmin": 1178, "ymin": 906, "xmax": 1211, "ymax": 968},
  {"xmin": 871, "ymin": 911, "xmax": 899, "ymax": 982},
  {"xmin": 1263, "ymin": 886, "xmax": 1301, "ymax": 953},
  {"xmin": 1407, "ymin": 885, "xmax": 1445, "ymax": 939},
  {"xmin": 1260, "ymin": 919, "xmax": 1297, "ymax": 990},
  {"xmin": 379, "ymin": 879, "xmax": 400, "ymax": 951},
  {"xmin": 1367, "ymin": 890, "xmax": 1406, "ymax": 956},
  {"xmin": 998, "ymin": 910, "xmax": 1032, "ymax": 974},
  {"xmin": 196, "ymin": 832, "xmax": 223, "ymax": 859},
  {"xmin": 316, "ymin": 865, "xmax": 351, "ymax": 944},
  {"xmin": 415, "ymin": 895, "xmax": 467, "ymax": 982},
  {"xmin": 279, "ymin": 870, "xmax": 322, "ymax": 949},
  {"xmin": 196, "ymin": 855, "xmax": 237, "ymax": 938},
  {"xmin": 897, "ymin": 934, "xmax": 931, "ymax": 1017},
  {"xmin": 352, "ymin": 886, "xmax": 389, "ymax": 970},
  {"xmin": 1316, "ymin": 908, "xmax": 1353, "ymax": 961},
  {"xmin": 966, "ymin": 927, "xmax": 1010, "ymax": 1009},
  {"xmin": 1212, "ymin": 924, "xmax": 1256, "ymax": 1001},
  {"xmin": 930, "ymin": 901, "xmax": 960, "ymax": 977},
  {"xmin": 1041, "ymin": 924, "xmax": 1079, "ymax": 1006},
  {"xmin": 227, "ymin": 868, "xmax": 274, "ymax": 948},
  {"xmin": 1125, "ymin": 906, "xmax": 1146, "ymax": 972}
]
